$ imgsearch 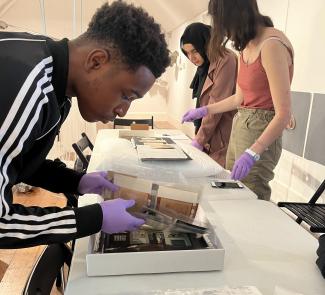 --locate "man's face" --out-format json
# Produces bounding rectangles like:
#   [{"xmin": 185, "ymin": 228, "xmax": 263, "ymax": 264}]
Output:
[{"xmin": 74, "ymin": 50, "xmax": 155, "ymax": 123}]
